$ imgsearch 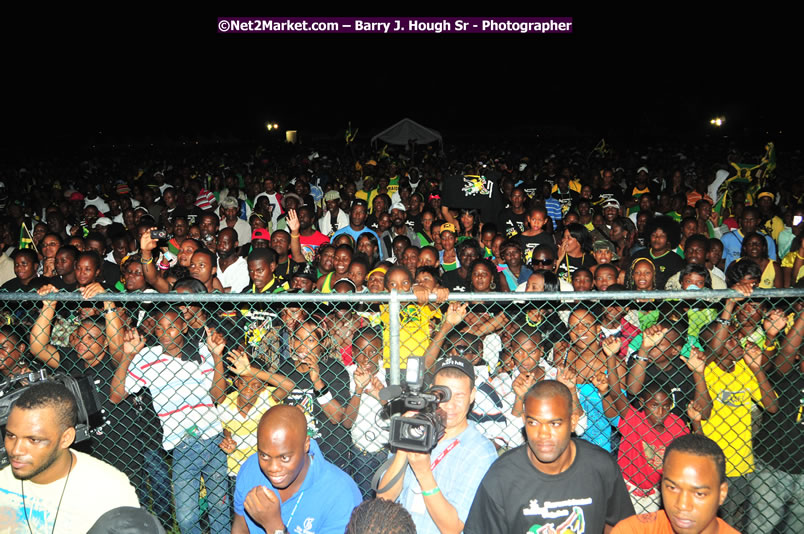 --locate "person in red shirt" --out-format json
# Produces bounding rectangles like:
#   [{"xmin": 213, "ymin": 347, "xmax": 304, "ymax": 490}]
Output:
[
  {"xmin": 618, "ymin": 383, "xmax": 690, "ymax": 514},
  {"xmin": 296, "ymin": 205, "xmax": 330, "ymax": 262}
]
